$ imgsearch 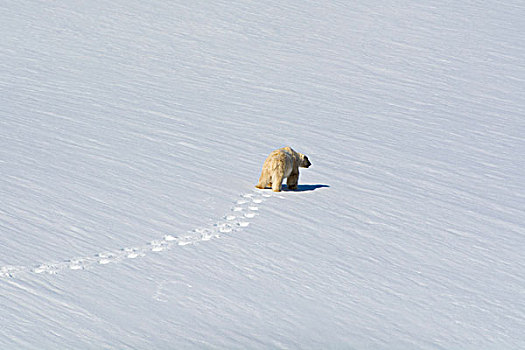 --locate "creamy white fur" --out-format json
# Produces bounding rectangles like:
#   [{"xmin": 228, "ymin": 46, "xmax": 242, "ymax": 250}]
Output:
[{"xmin": 255, "ymin": 147, "xmax": 311, "ymax": 192}]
